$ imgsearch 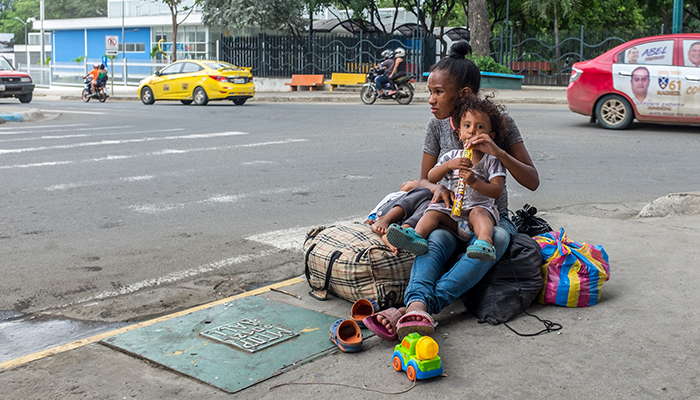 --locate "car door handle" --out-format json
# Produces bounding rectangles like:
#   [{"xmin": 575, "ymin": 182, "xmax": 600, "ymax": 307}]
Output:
[
  {"xmin": 684, "ymin": 75, "xmax": 700, "ymax": 81},
  {"xmin": 618, "ymin": 71, "xmax": 632, "ymax": 77}
]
